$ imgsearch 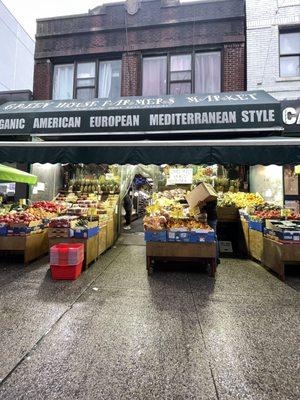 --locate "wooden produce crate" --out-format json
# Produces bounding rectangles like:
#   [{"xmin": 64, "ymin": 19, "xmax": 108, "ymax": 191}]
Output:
[
  {"xmin": 146, "ymin": 242, "xmax": 217, "ymax": 276},
  {"xmin": 49, "ymin": 234, "xmax": 99, "ymax": 269},
  {"xmin": 98, "ymin": 225, "xmax": 107, "ymax": 256},
  {"xmin": 106, "ymin": 217, "xmax": 115, "ymax": 249},
  {"xmin": 241, "ymin": 219, "xmax": 250, "ymax": 254},
  {"xmin": 217, "ymin": 206, "xmax": 240, "ymax": 222},
  {"xmin": 48, "ymin": 228, "xmax": 70, "ymax": 238},
  {"xmin": 113, "ymin": 212, "xmax": 119, "ymax": 243},
  {"xmin": 0, "ymin": 230, "xmax": 49, "ymax": 266},
  {"xmin": 10, "ymin": 219, "xmax": 43, "ymax": 229},
  {"xmin": 81, "ymin": 220, "xmax": 99, "ymax": 229},
  {"xmin": 249, "ymin": 228, "xmax": 263, "ymax": 262},
  {"xmin": 262, "ymin": 237, "xmax": 300, "ymax": 281}
]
